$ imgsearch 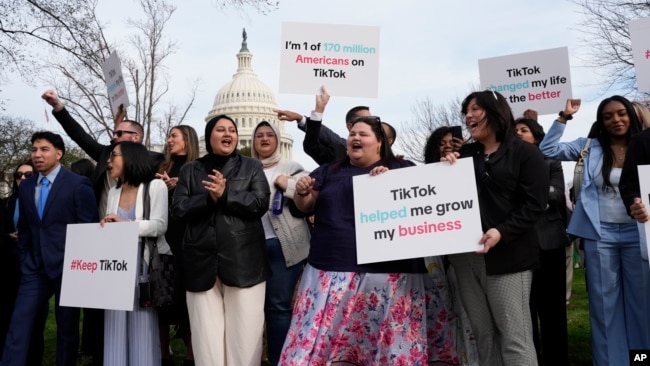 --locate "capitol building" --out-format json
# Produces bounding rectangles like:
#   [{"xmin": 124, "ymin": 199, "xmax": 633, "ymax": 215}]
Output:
[{"xmin": 203, "ymin": 30, "xmax": 293, "ymax": 158}]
